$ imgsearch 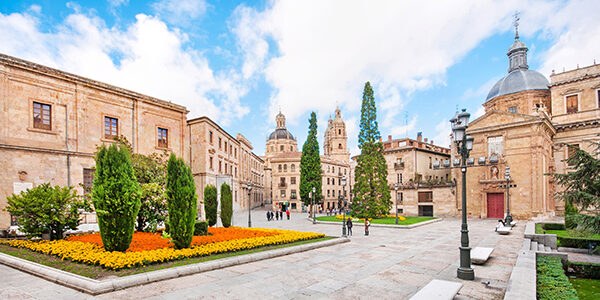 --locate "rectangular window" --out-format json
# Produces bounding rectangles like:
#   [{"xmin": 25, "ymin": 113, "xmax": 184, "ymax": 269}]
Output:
[
  {"xmin": 327, "ymin": 190, "xmax": 330, "ymax": 197},
  {"xmin": 418, "ymin": 205, "xmax": 433, "ymax": 217},
  {"xmin": 209, "ymin": 131, "xmax": 213, "ymax": 143},
  {"xmin": 235, "ymin": 148, "xmax": 237, "ymax": 157},
  {"xmin": 508, "ymin": 106, "xmax": 518, "ymax": 113},
  {"xmin": 83, "ymin": 168, "xmax": 95, "ymax": 193},
  {"xmin": 291, "ymin": 190, "xmax": 297, "ymax": 199},
  {"xmin": 219, "ymin": 137, "xmax": 222, "ymax": 149},
  {"xmin": 418, "ymin": 191, "xmax": 433, "ymax": 203},
  {"xmin": 219, "ymin": 161, "xmax": 222, "ymax": 173},
  {"xmin": 566, "ymin": 95, "xmax": 578, "ymax": 114},
  {"xmin": 488, "ymin": 136, "xmax": 503, "ymax": 156},
  {"xmin": 104, "ymin": 117, "xmax": 118, "ymax": 139},
  {"xmin": 280, "ymin": 190, "xmax": 286, "ymax": 197},
  {"xmin": 399, "ymin": 192, "xmax": 403, "ymax": 204},
  {"xmin": 327, "ymin": 178, "xmax": 330, "ymax": 185},
  {"xmin": 209, "ymin": 157, "xmax": 213, "ymax": 170},
  {"xmin": 290, "ymin": 177, "xmax": 296, "ymax": 184},
  {"xmin": 33, "ymin": 102, "xmax": 51, "ymax": 130},
  {"xmin": 157, "ymin": 127, "xmax": 168, "ymax": 148}
]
